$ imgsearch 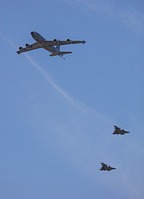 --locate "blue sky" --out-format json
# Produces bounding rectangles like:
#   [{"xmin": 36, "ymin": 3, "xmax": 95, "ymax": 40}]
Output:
[{"xmin": 0, "ymin": 0, "xmax": 144, "ymax": 199}]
